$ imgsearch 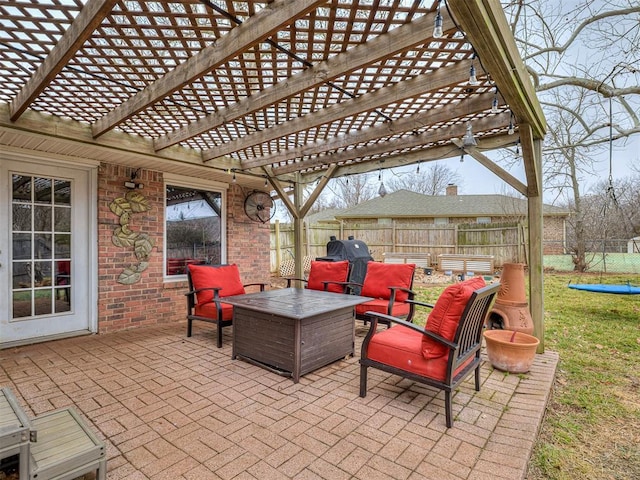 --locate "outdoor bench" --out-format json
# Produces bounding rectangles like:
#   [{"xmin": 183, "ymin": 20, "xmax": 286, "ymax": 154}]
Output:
[
  {"xmin": 437, "ymin": 254, "xmax": 495, "ymax": 276},
  {"xmin": 383, "ymin": 252, "xmax": 432, "ymax": 268}
]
